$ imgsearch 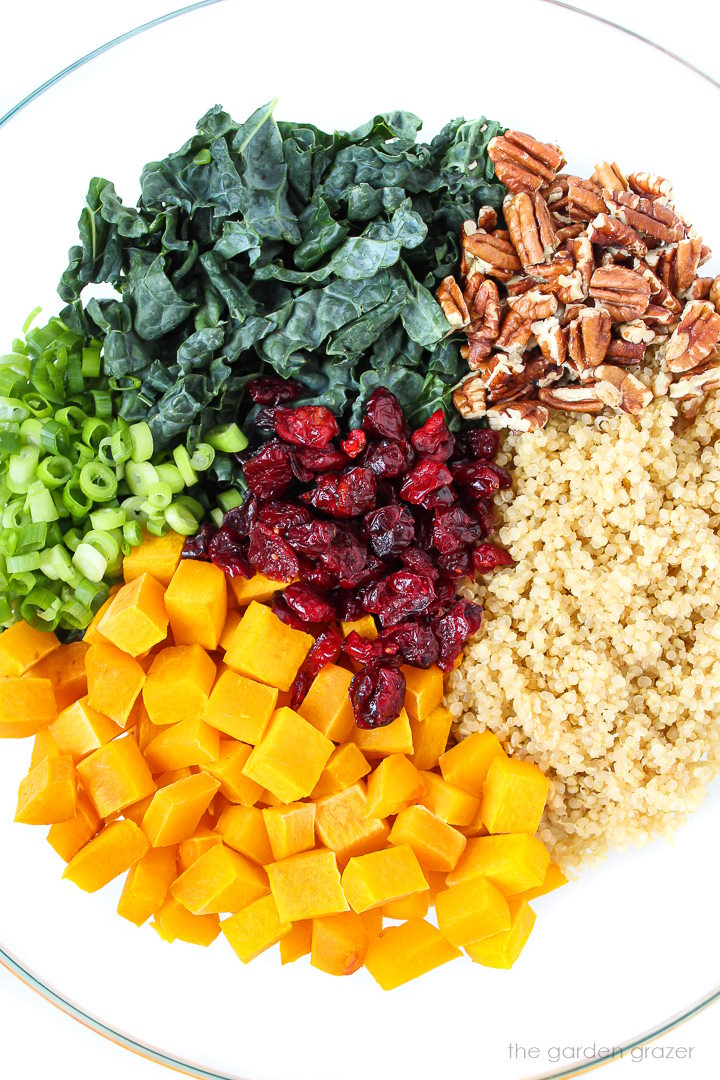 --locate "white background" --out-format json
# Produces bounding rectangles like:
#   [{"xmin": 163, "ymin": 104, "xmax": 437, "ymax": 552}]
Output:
[{"xmin": 1, "ymin": 1, "xmax": 719, "ymax": 1078}]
